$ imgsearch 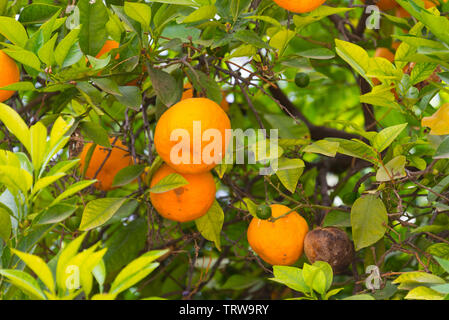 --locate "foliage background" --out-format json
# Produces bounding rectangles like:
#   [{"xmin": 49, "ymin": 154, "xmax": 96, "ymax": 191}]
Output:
[{"xmin": 0, "ymin": 0, "xmax": 449, "ymax": 300}]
